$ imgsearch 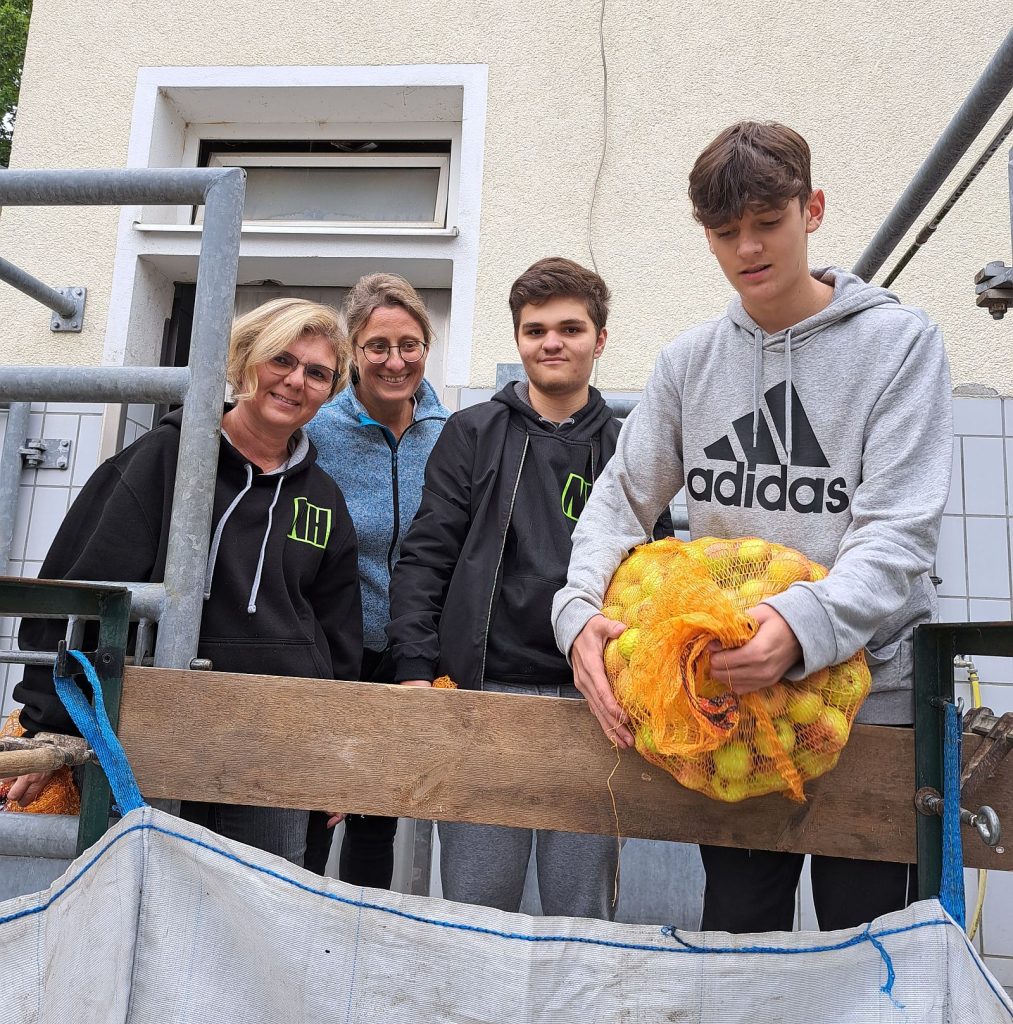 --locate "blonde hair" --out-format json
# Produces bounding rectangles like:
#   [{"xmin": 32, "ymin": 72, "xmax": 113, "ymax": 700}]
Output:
[
  {"xmin": 343, "ymin": 273, "xmax": 435, "ymax": 349},
  {"xmin": 227, "ymin": 298, "xmax": 349, "ymax": 401}
]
